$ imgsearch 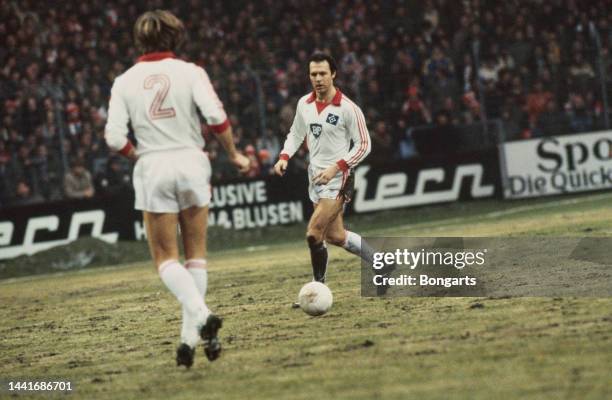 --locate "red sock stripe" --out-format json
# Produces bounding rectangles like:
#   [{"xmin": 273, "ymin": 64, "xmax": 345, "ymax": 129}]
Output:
[
  {"xmin": 158, "ymin": 259, "xmax": 179, "ymax": 274},
  {"xmin": 185, "ymin": 259, "xmax": 207, "ymax": 269}
]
